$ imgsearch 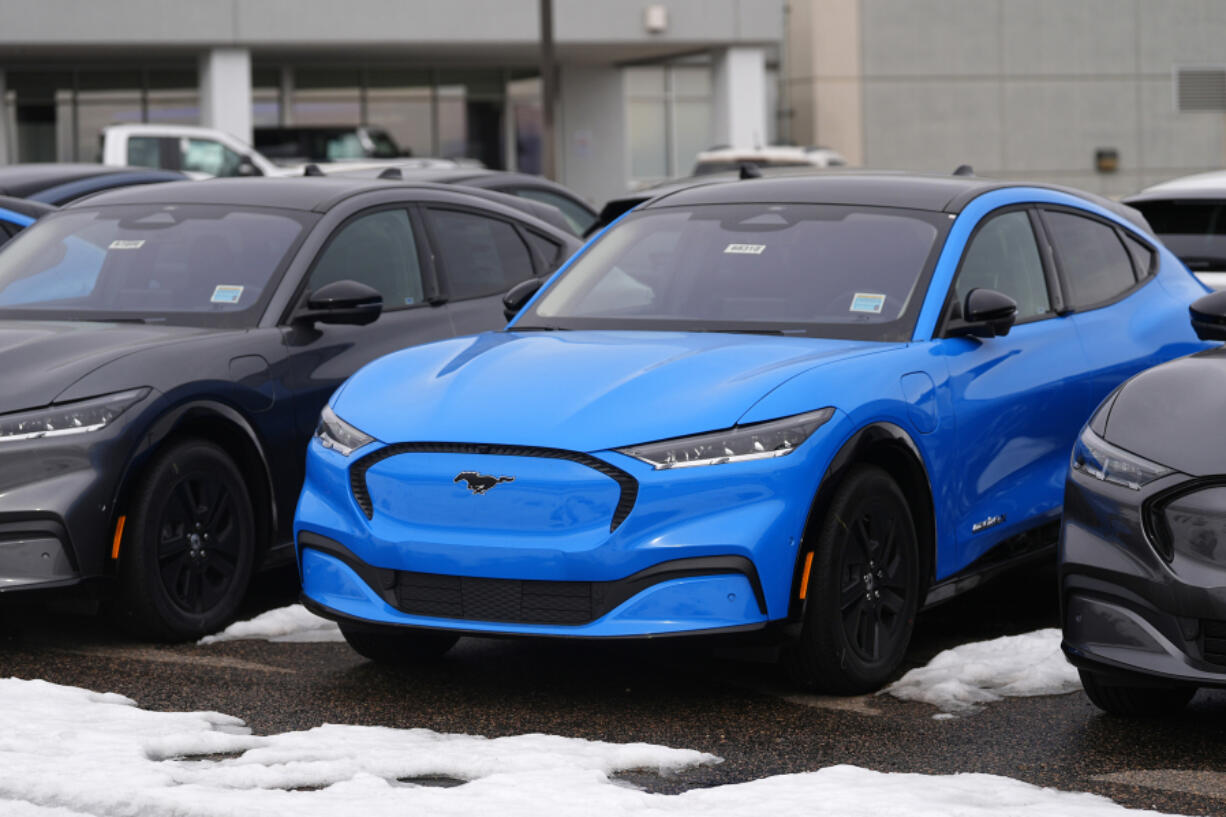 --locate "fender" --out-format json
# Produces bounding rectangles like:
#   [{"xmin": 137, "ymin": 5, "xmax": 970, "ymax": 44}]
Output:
[{"xmin": 785, "ymin": 421, "xmax": 936, "ymax": 622}]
